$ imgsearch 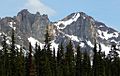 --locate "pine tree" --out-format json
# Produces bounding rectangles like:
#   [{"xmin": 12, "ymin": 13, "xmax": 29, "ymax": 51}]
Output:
[
  {"xmin": 0, "ymin": 47, "xmax": 3, "ymax": 76},
  {"xmin": 92, "ymin": 43, "xmax": 97, "ymax": 76},
  {"xmin": 17, "ymin": 46, "xmax": 25, "ymax": 76},
  {"xmin": 40, "ymin": 25, "xmax": 52, "ymax": 76},
  {"xmin": 75, "ymin": 45, "xmax": 82, "ymax": 76},
  {"xmin": 108, "ymin": 45, "xmax": 120, "ymax": 76},
  {"xmin": 28, "ymin": 42, "xmax": 36, "ymax": 76},
  {"xmin": 82, "ymin": 51, "xmax": 91, "ymax": 76},
  {"xmin": 34, "ymin": 43, "xmax": 42, "ymax": 76},
  {"xmin": 97, "ymin": 44, "xmax": 106, "ymax": 76},
  {"xmin": 57, "ymin": 43, "xmax": 64, "ymax": 76},
  {"xmin": 25, "ymin": 51, "xmax": 29, "ymax": 76},
  {"xmin": 1, "ymin": 35, "xmax": 8, "ymax": 76},
  {"xmin": 65, "ymin": 40, "xmax": 75, "ymax": 76},
  {"xmin": 92, "ymin": 43, "xmax": 106, "ymax": 76},
  {"xmin": 52, "ymin": 48, "xmax": 57, "ymax": 76},
  {"xmin": 105, "ymin": 53, "xmax": 112, "ymax": 76},
  {"xmin": 10, "ymin": 29, "xmax": 17, "ymax": 76}
]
